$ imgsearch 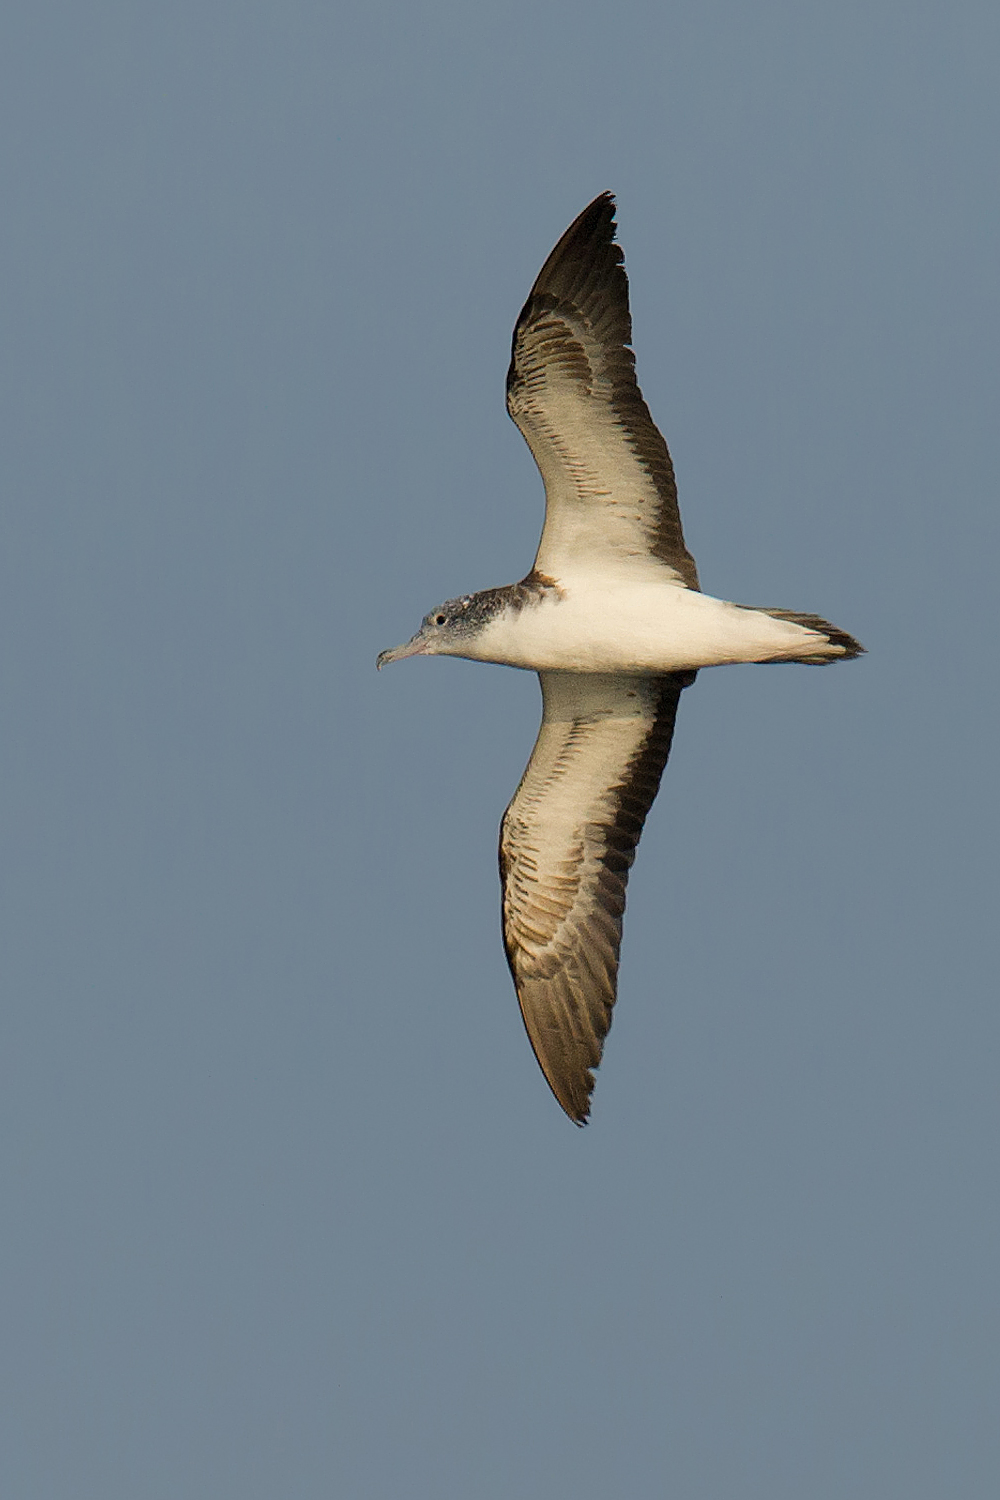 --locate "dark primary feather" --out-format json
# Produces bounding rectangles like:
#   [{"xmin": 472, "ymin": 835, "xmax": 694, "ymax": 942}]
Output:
[
  {"xmin": 506, "ymin": 192, "xmax": 699, "ymax": 588},
  {"xmin": 499, "ymin": 671, "xmax": 693, "ymax": 1123}
]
